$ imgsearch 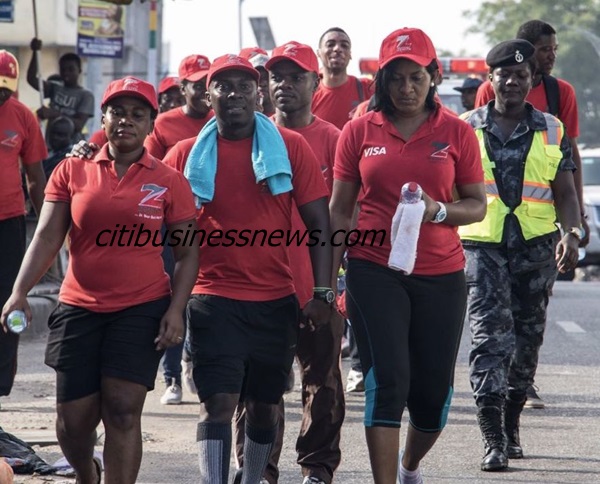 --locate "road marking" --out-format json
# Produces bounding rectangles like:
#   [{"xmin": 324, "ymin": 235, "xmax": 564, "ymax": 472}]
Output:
[{"xmin": 556, "ymin": 320, "xmax": 586, "ymax": 333}]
